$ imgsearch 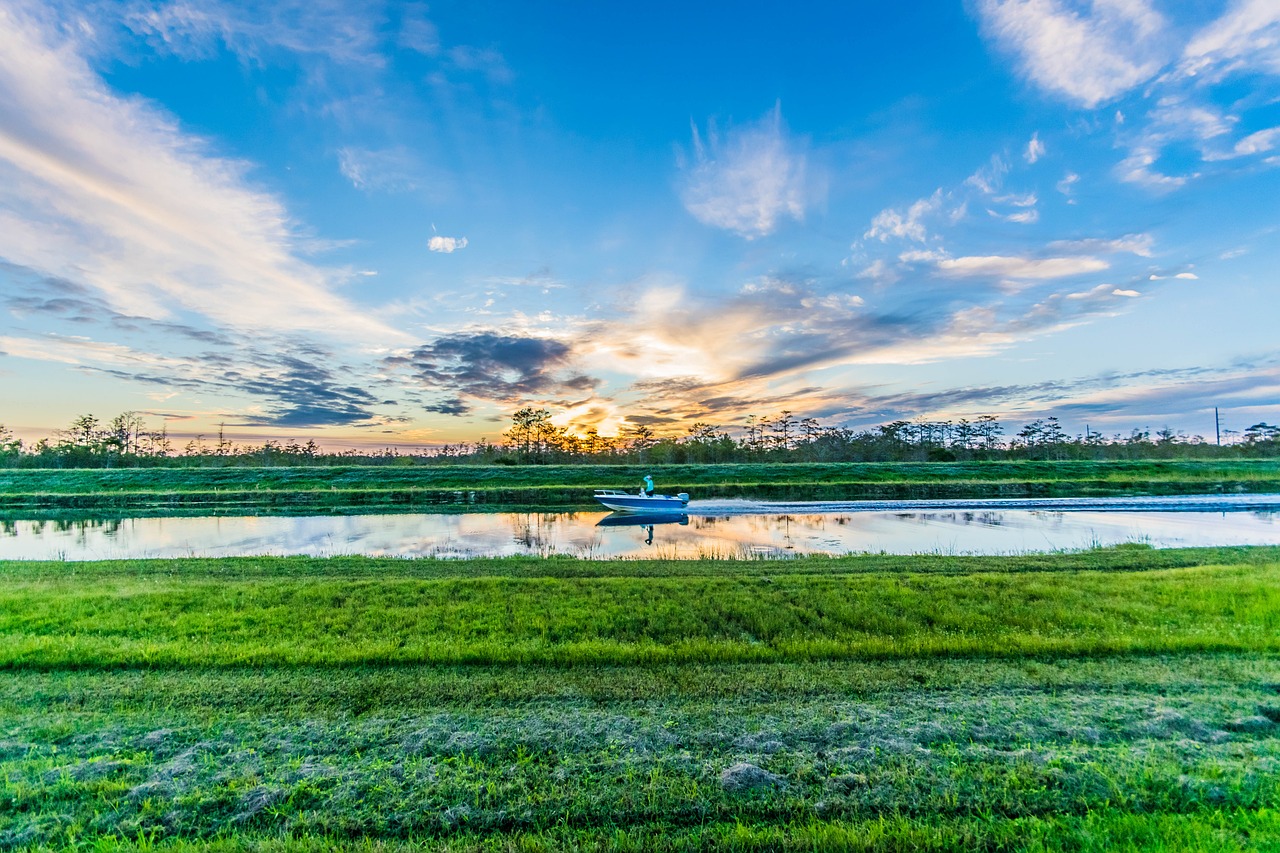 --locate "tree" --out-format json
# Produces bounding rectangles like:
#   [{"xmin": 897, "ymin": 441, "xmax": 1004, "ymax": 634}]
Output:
[
  {"xmin": 504, "ymin": 407, "xmax": 552, "ymax": 457},
  {"xmin": 106, "ymin": 411, "xmax": 145, "ymax": 456},
  {"xmin": 771, "ymin": 410, "xmax": 795, "ymax": 451},
  {"xmin": 66, "ymin": 414, "xmax": 101, "ymax": 449},
  {"xmin": 1243, "ymin": 423, "xmax": 1280, "ymax": 446},
  {"xmin": 974, "ymin": 415, "xmax": 1004, "ymax": 451},
  {"xmin": 0, "ymin": 424, "xmax": 20, "ymax": 461},
  {"xmin": 624, "ymin": 423, "xmax": 656, "ymax": 455}
]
